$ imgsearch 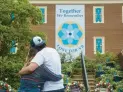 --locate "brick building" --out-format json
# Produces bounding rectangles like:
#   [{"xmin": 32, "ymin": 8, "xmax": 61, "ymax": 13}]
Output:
[{"xmin": 29, "ymin": 0, "xmax": 123, "ymax": 58}]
